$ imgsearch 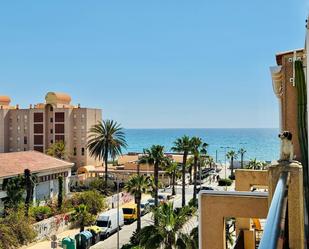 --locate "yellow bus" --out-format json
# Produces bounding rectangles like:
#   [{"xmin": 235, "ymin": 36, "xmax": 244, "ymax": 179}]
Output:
[{"xmin": 122, "ymin": 203, "xmax": 137, "ymax": 224}]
